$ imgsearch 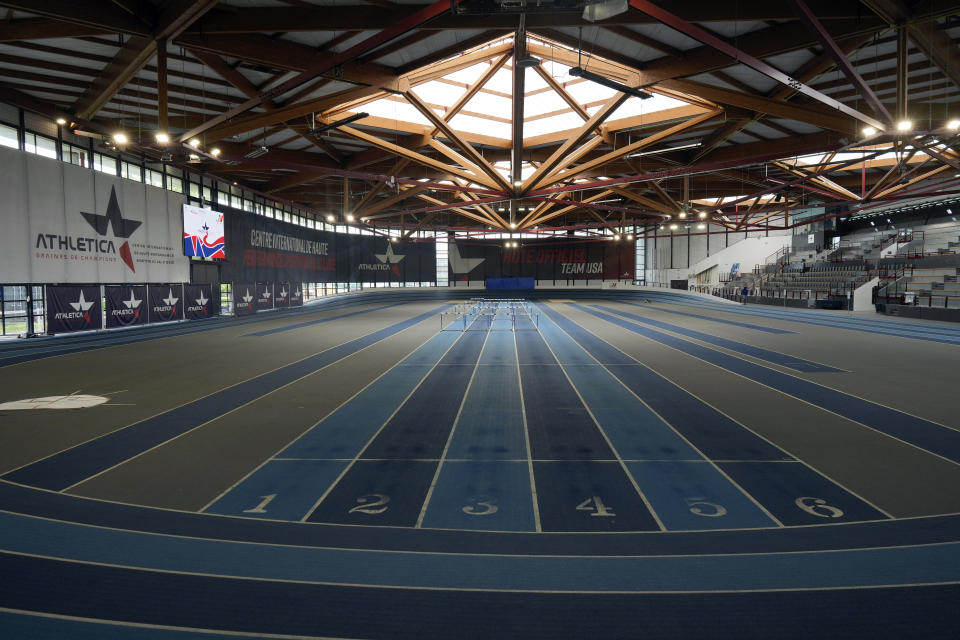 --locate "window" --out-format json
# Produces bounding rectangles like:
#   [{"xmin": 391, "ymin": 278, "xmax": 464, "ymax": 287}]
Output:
[
  {"xmin": 146, "ymin": 168, "xmax": 164, "ymax": 188},
  {"xmin": 121, "ymin": 161, "xmax": 143, "ymax": 182},
  {"xmin": 23, "ymin": 132, "xmax": 56, "ymax": 159},
  {"xmin": 0, "ymin": 123, "xmax": 18, "ymax": 149},
  {"xmin": 167, "ymin": 175, "xmax": 182, "ymax": 193},
  {"xmin": 92, "ymin": 152, "xmax": 117, "ymax": 175},
  {"xmin": 63, "ymin": 142, "xmax": 88, "ymax": 167}
]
